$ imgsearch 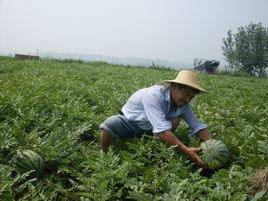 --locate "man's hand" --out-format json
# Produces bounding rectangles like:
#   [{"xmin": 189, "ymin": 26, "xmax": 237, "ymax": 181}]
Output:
[
  {"xmin": 159, "ymin": 131, "xmax": 206, "ymax": 168},
  {"xmin": 185, "ymin": 147, "xmax": 206, "ymax": 168}
]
